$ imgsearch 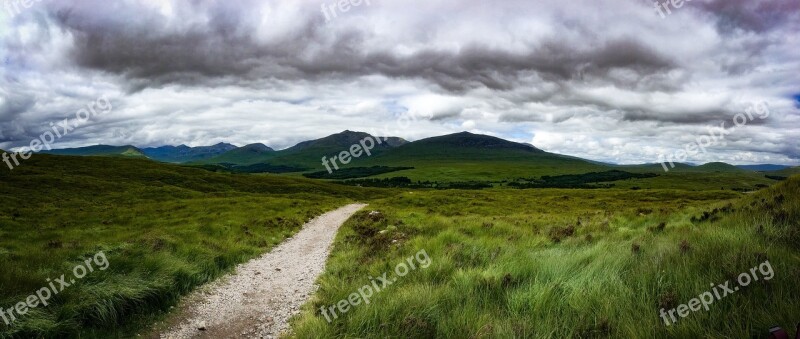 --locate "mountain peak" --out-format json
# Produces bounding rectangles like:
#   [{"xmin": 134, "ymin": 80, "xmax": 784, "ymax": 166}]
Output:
[
  {"xmin": 241, "ymin": 143, "xmax": 274, "ymax": 152},
  {"xmin": 412, "ymin": 132, "xmax": 542, "ymax": 152},
  {"xmin": 288, "ymin": 131, "xmax": 383, "ymax": 152},
  {"xmin": 140, "ymin": 143, "xmax": 239, "ymax": 163}
]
